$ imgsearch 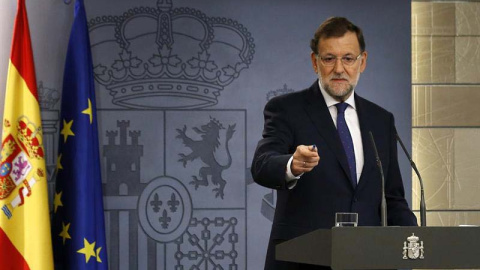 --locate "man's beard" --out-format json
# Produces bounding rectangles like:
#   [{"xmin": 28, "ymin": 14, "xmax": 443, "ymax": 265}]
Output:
[
  {"xmin": 324, "ymin": 84, "xmax": 354, "ymax": 101},
  {"xmin": 318, "ymin": 73, "xmax": 358, "ymax": 102}
]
